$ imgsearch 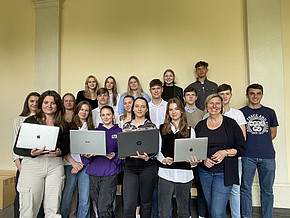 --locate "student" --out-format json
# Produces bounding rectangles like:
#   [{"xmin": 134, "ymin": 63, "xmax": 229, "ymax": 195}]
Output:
[
  {"xmin": 195, "ymin": 94, "xmax": 246, "ymax": 217},
  {"xmin": 92, "ymin": 88, "xmax": 117, "ymax": 127},
  {"xmin": 148, "ymin": 79, "xmax": 167, "ymax": 218},
  {"xmin": 82, "ymin": 106, "xmax": 124, "ymax": 217},
  {"xmin": 117, "ymin": 95, "xmax": 134, "ymax": 128},
  {"xmin": 14, "ymin": 90, "xmax": 70, "ymax": 218},
  {"xmin": 62, "ymin": 93, "xmax": 76, "ymax": 123},
  {"xmin": 104, "ymin": 76, "xmax": 121, "ymax": 112},
  {"xmin": 157, "ymin": 98, "xmax": 200, "ymax": 218},
  {"xmin": 240, "ymin": 84, "xmax": 278, "ymax": 218},
  {"xmin": 118, "ymin": 76, "xmax": 150, "ymax": 115},
  {"xmin": 187, "ymin": 61, "xmax": 217, "ymax": 110},
  {"xmin": 60, "ymin": 101, "xmax": 94, "ymax": 218},
  {"xmin": 76, "ymin": 75, "xmax": 99, "ymax": 109},
  {"xmin": 12, "ymin": 92, "xmax": 42, "ymax": 218},
  {"xmin": 161, "ymin": 69, "xmax": 183, "ymax": 103},
  {"xmin": 183, "ymin": 86, "xmax": 206, "ymax": 218},
  {"xmin": 122, "ymin": 97, "xmax": 157, "ymax": 218},
  {"xmin": 183, "ymin": 86, "xmax": 205, "ymax": 129}
]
